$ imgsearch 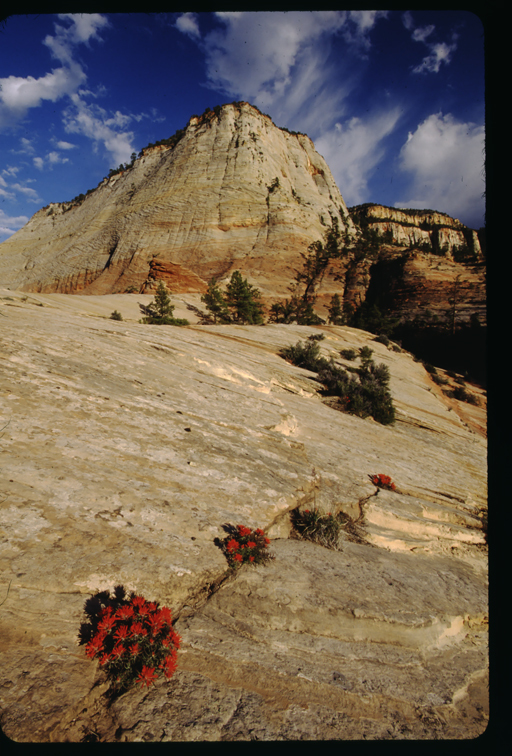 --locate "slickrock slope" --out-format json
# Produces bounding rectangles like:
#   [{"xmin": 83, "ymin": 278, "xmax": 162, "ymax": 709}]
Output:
[
  {"xmin": 0, "ymin": 102, "xmax": 354, "ymax": 299},
  {"xmin": 0, "ymin": 292, "xmax": 487, "ymax": 741}
]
